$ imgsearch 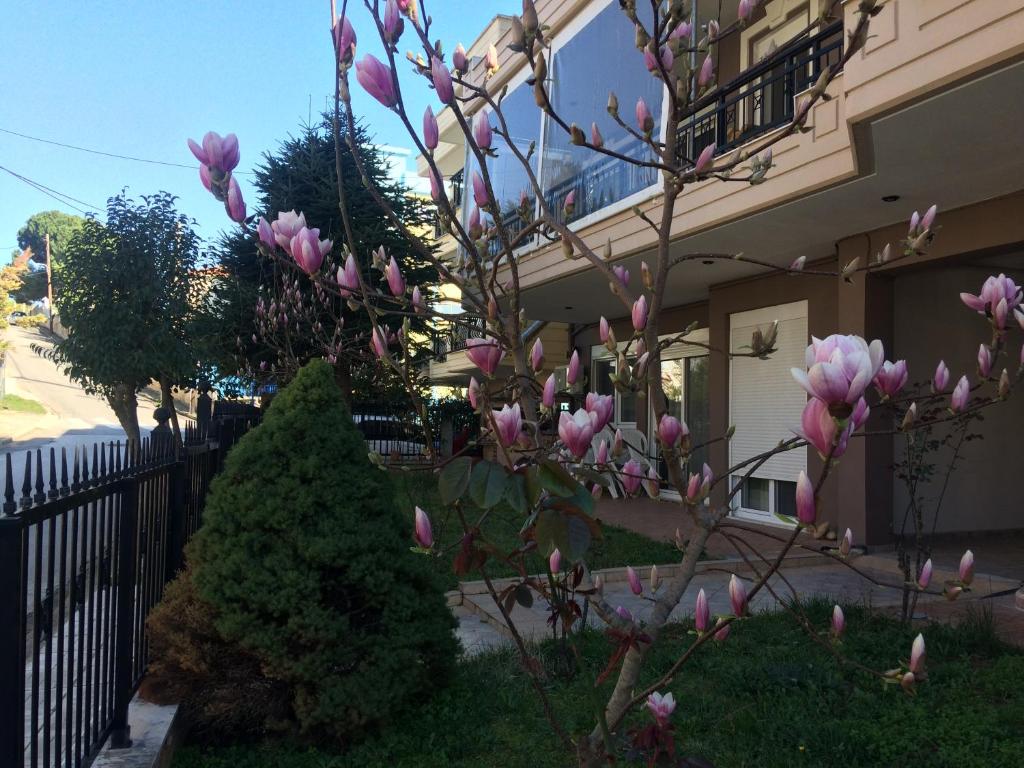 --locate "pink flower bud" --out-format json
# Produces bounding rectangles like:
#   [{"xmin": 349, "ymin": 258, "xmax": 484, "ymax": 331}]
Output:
[
  {"xmin": 738, "ymin": 0, "xmax": 754, "ymax": 21},
  {"xmin": 658, "ymin": 414, "xmax": 683, "ymax": 448},
  {"xmin": 635, "ymin": 98, "xmax": 653, "ymax": 134},
  {"xmin": 290, "ymin": 226, "xmax": 332, "ymax": 274},
  {"xmin": 908, "ymin": 210, "xmax": 920, "ymax": 236},
  {"xmin": 430, "ymin": 55, "xmax": 454, "ymax": 104},
  {"xmin": 414, "ymin": 506, "xmax": 433, "ymax": 548},
  {"xmin": 385, "ymin": 254, "xmax": 406, "ymax": 296},
  {"xmin": 714, "ymin": 620, "xmax": 731, "ymax": 642},
  {"xmin": 485, "ymin": 43, "xmax": 499, "ymax": 74},
  {"xmin": 620, "ymin": 459, "xmax": 643, "ymax": 495},
  {"xmin": 412, "ymin": 285, "xmax": 426, "ymax": 313},
  {"xmin": 615, "ymin": 605, "xmax": 633, "ymax": 623},
  {"xmin": 465, "ymin": 337, "xmax": 504, "ymax": 376},
  {"xmin": 977, "ymin": 344, "xmax": 992, "ymax": 378},
  {"xmin": 584, "ymin": 393, "xmax": 614, "ymax": 432},
  {"xmin": 471, "ymin": 170, "xmax": 489, "ymax": 208},
  {"xmin": 493, "ymin": 403, "xmax": 522, "ymax": 447},
  {"xmin": 429, "ymin": 169, "xmax": 443, "ymax": 202},
  {"xmin": 646, "ymin": 692, "xmax": 675, "ymax": 726},
  {"xmin": 590, "ymin": 122, "xmax": 604, "ymax": 148},
  {"xmin": 423, "ymin": 106, "xmax": 439, "ymax": 150},
  {"xmin": 595, "ymin": 440, "xmax": 609, "ymax": 465},
  {"xmin": 909, "ymin": 633, "xmax": 926, "ymax": 675},
  {"xmin": 370, "ymin": 327, "xmax": 388, "ymax": 359},
  {"xmin": 567, "ymin": 350, "xmax": 581, "ymax": 385},
  {"xmin": 599, "ymin": 316, "xmax": 611, "ymax": 343},
  {"xmin": 559, "ymin": 409, "xmax": 596, "ymax": 459},
  {"xmin": 355, "ymin": 54, "xmax": 397, "ymax": 107},
  {"xmin": 226, "ymin": 177, "xmax": 246, "ymax": 222},
  {"xmin": 383, "ymin": 0, "xmax": 403, "ymax": 41},
  {"xmin": 542, "ymin": 373, "xmax": 556, "ymax": 408},
  {"xmin": 873, "ymin": 359, "xmax": 908, "ymax": 399},
  {"xmin": 257, "ymin": 216, "xmax": 275, "ymax": 250},
  {"xmin": 694, "ymin": 142, "xmax": 716, "ymax": 175},
  {"xmin": 729, "ymin": 574, "xmax": 748, "ymax": 617},
  {"xmin": 645, "ymin": 466, "xmax": 660, "ymax": 498},
  {"xmin": 950, "ymin": 375, "xmax": 969, "ymax": 413},
  {"xmin": 695, "ymin": 588, "xmax": 710, "ymax": 632},
  {"xmin": 613, "ymin": 428, "xmax": 624, "ymax": 458},
  {"xmin": 917, "ymin": 558, "xmax": 932, "ymax": 589},
  {"xmin": 958, "ymin": 549, "xmax": 974, "ymax": 585},
  {"xmin": 337, "ymin": 253, "xmax": 359, "ymax": 297},
  {"xmin": 670, "ymin": 21, "xmax": 692, "ymax": 39},
  {"xmin": 549, "ymin": 547, "xmax": 562, "ymax": 573},
  {"xmin": 631, "ymin": 295, "xmax": 648, "ymax": 331},
  {"xmin": 921, "ymin": 204, "xmax": 937, "ymax": 232},
  {"xmin": 468, "ymin": 376, "xmax": 480, "ymax": 409},
  {"xmin": 796, "ymin": 470, "xmax": 815, "ymax": 525},
  {"xmin": 563, "ymin": 189, "xmax": 576, "ymax": 217},
  {"xmin": 453, "ymin": 43, "xmax": 468, "ymax": 73},
  {"xmin": 831, "ymin": 605, "xmax": 845, "ymax": 638},
  {"xmin": 613, "ymin": 265, "xmax": 630, "ymax": 287},
  {"xmin": 839, "ymin": 528, "xmax": 853, "ymax": 556},
  {"xmin": 627, "ymin": 566, "xmax": 643, "ymax": 595},
  {"xmin": 473, "ymin": 111, "xmax": 493, "ymax": 150},
  {"xmin": 333, "ymin": 14, "xmax": 357, "ymax": 62},
  {"xmin": 698, "ymin": 54, "xmax": 714, "ymax": 87},
  {"xmin": 933, "ymin": 360, "xmax": 950, "ymax": 392}
]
